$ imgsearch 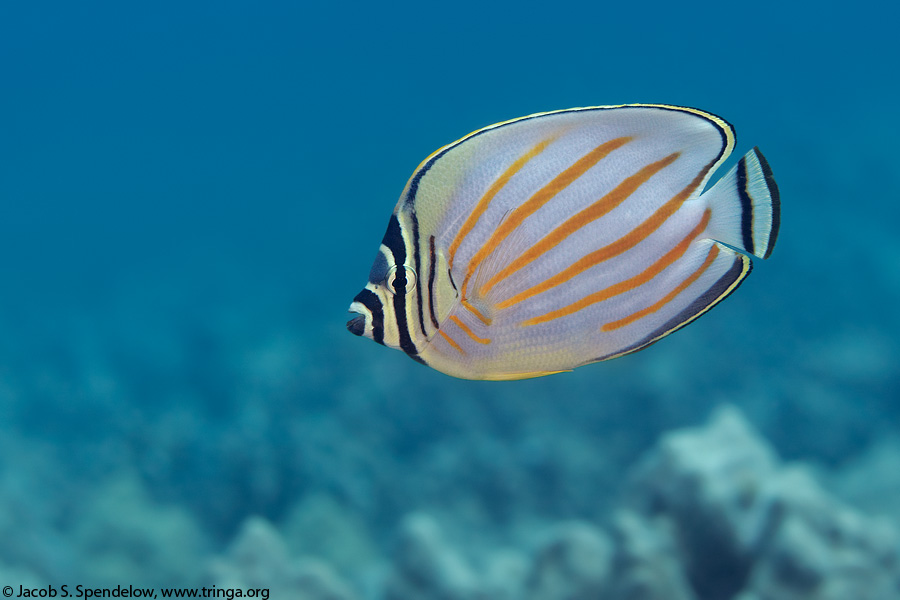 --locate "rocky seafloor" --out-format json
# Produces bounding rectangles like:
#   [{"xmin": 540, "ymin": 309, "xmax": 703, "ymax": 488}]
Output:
[
  {"xmin": 4, "ymin": 388, "xmax": 899, "ymax": 599},
  {"xmin": 204, "ymin": 407, "xmax": 900, "ymax": 600}
]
